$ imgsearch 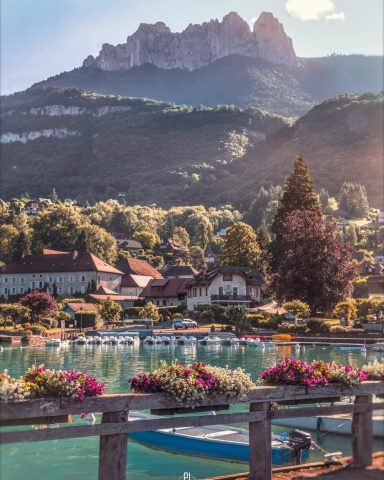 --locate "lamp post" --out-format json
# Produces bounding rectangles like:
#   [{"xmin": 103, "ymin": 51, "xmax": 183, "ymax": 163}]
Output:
[{"xmin": 80, "ymin": 307, "xmax": 83, "ymax": 333}]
